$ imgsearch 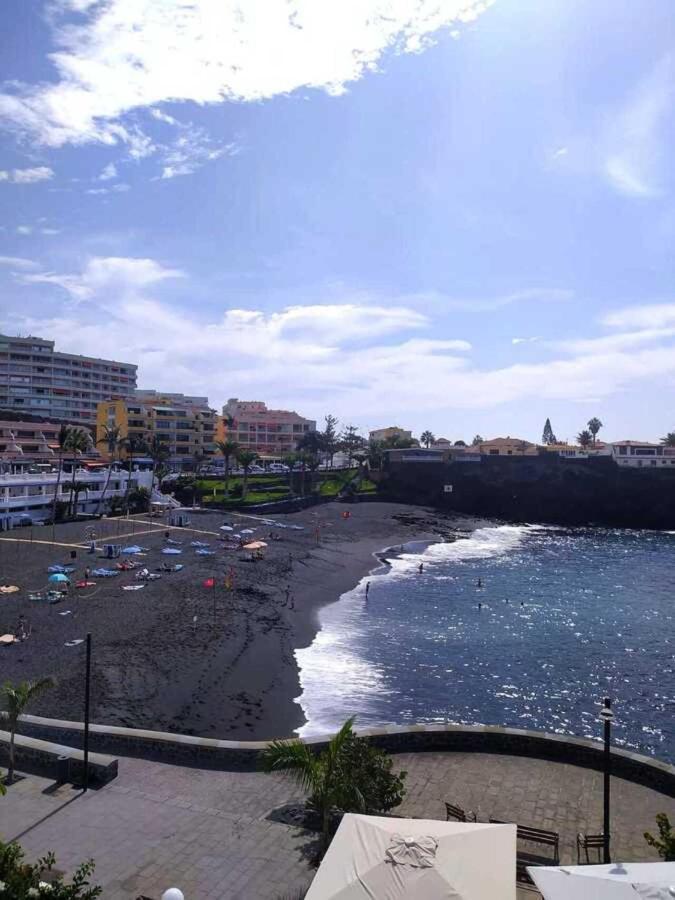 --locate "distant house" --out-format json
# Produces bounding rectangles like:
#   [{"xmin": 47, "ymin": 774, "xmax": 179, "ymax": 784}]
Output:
[
  {"xmin": 539, "ymin": 442, "xmax": 589, "ymax": 459},
  {"xmin": 369, "ymin": 426, "xmax": 413, "ymax": 443},
  {"xmin": 477, "ymin": 437, "xmax": 538, "ymax": 457},
  {"xmin": 602, "ymin": 440, "xmax": 675, "ymax": 468},
  {"xmin": 431, "ymin": 437, "xmax": 453, "ymax": 449}
]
